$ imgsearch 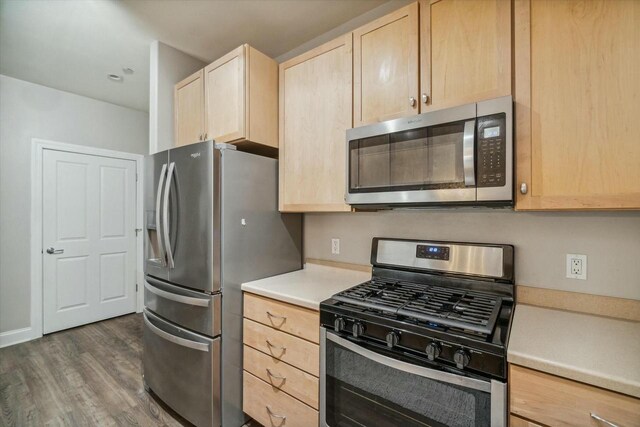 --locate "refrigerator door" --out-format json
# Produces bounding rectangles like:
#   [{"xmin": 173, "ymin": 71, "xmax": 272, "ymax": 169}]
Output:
[
  {"xmin": 145, "ymin": 150, "xmax": 169, "ymax": 281},
  {"xmin": 166, "ymin": 141, "xmax": 216, "ymax": 292},
  {"xmin": 143, "ymin": 309, "xmax": 220, "ymax": 427}
]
